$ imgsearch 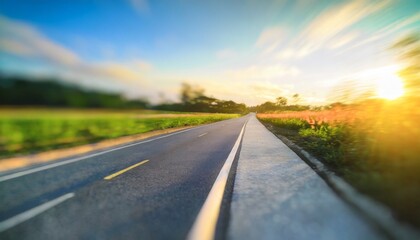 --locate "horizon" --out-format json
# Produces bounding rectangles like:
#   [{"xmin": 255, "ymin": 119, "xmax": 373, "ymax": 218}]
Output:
[{"xmin": 0, "ymin": 0, "xmax": 419, "ymax": 105}]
